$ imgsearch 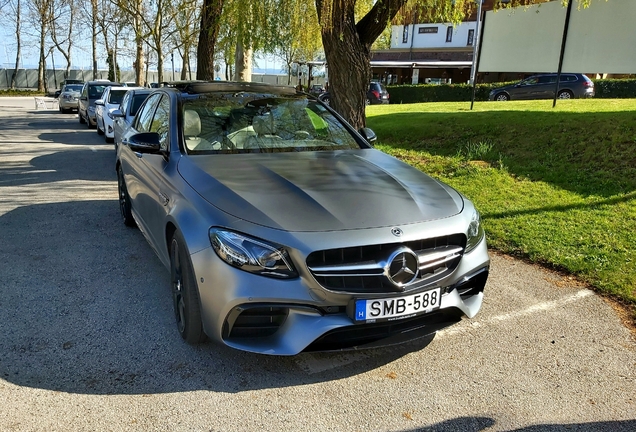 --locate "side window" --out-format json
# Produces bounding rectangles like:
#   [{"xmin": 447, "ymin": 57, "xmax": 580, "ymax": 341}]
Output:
[
  {"xmin": 81, "ymin": 84, "xmax": 87, "ymax": 98},
  {"xmin": 134, "ymin": 93, "xmax": 162, "ymax": 133},
  {"xmin": 119, "ymin": 93, "xmax": 130, "ymax": 115},
  {"xmin": 538, "ymin": 76, "xmax": 556, "ymax": 84},
  {"xmin": 148, "ymin": 95, "xmax": 170, "ymax": 151}
]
